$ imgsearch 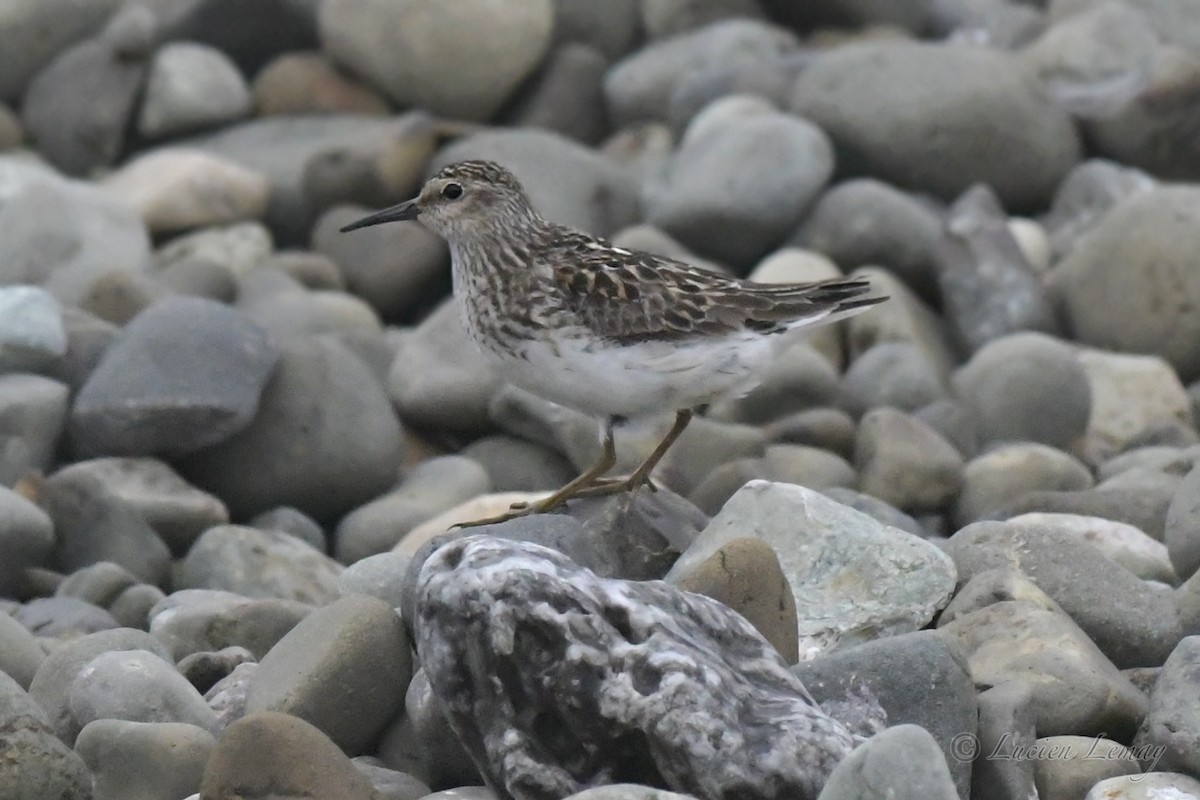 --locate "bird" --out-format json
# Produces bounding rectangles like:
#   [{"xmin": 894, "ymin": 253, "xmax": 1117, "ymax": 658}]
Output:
[{"xmin": 342, "ymin": 160, "xmax": 885, "ymax": 525}]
